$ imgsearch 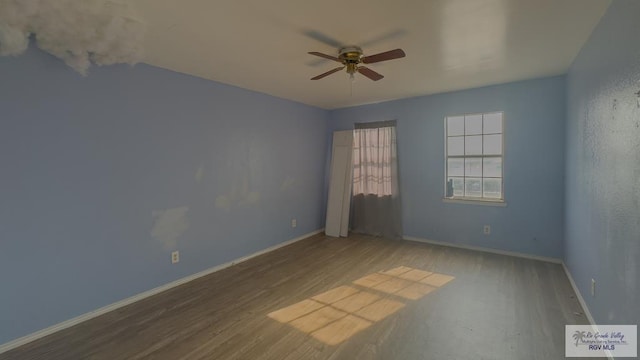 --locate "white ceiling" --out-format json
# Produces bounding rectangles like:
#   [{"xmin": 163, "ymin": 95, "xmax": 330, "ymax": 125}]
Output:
[{"xmin": 132, "ymin": 0, "xmax": 610, "ymax": 109}]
